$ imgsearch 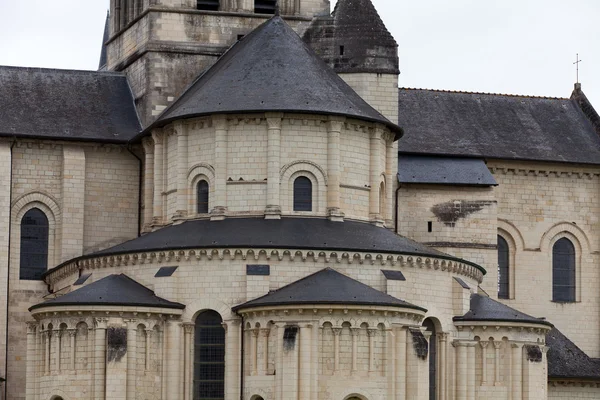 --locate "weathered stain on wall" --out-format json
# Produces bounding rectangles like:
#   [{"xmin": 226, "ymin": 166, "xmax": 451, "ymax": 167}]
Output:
[
  {"xmin": 431, "ymin": 200, "xmax": 496, "ymax": 227},
  {"xmin": 107, "ymin": 327, "xmax": 127, "ymax": 363}
]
